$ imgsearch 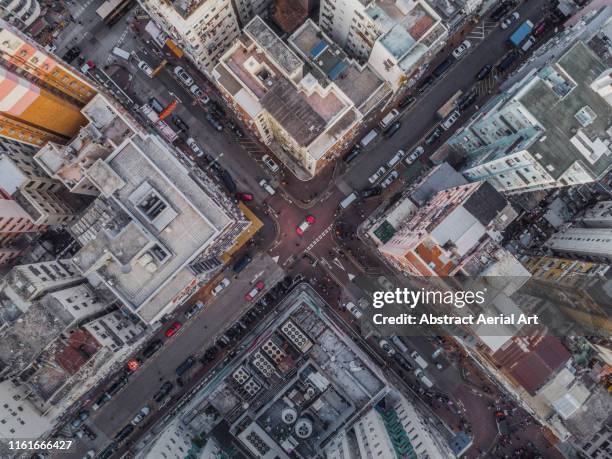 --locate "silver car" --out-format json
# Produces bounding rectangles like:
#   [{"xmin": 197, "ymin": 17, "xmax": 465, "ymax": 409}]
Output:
[{"xmin": 368, "ymin": 166, "xmax": 387, "ymax": 184}]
